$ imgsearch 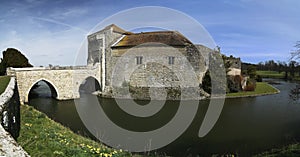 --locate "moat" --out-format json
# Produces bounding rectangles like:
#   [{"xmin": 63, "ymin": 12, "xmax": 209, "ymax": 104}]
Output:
[{"xmin": 28, "ymin": 79, "xmax": 300, "ymax": 156}]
